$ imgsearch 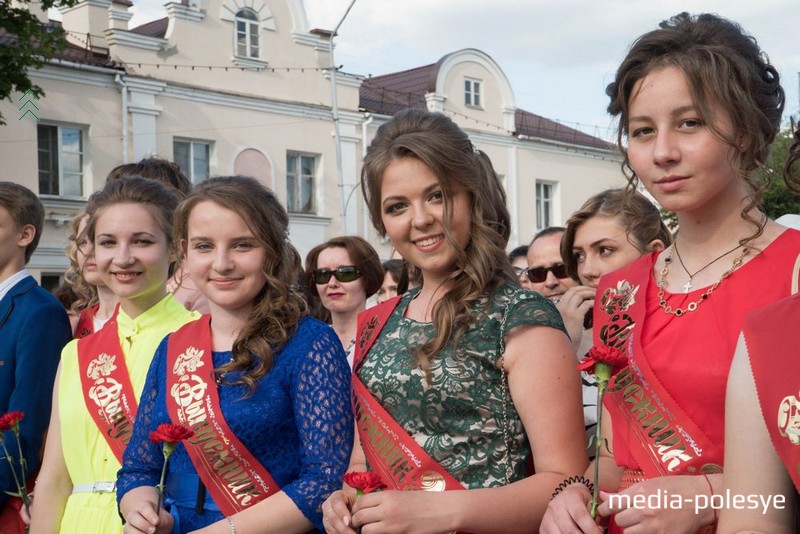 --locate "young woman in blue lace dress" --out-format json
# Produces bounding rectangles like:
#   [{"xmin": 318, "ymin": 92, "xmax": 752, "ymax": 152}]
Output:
[
  {"xmin": 322, "ymin": 109, "xmax": 588, "ymax": 533},
  {"xmin": 117, "ymin": 176, "xmax": 353, "ymax": 533}
]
